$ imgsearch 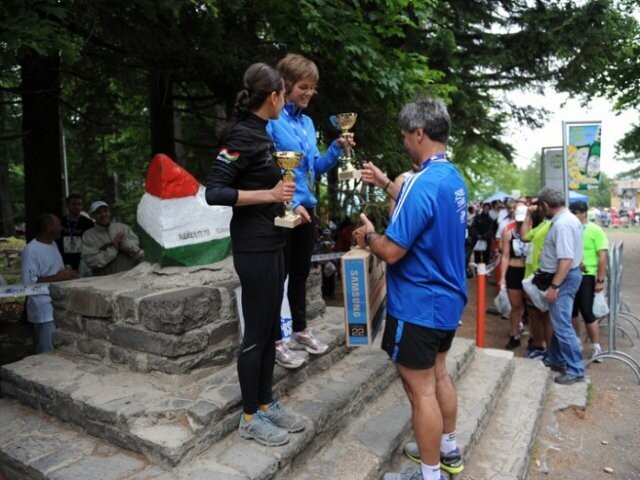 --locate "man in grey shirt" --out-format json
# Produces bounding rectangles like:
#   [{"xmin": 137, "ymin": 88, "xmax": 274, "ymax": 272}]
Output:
[{"xmin": 537, "ymin": 187, "xmax": 584, "ymax": 384}]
